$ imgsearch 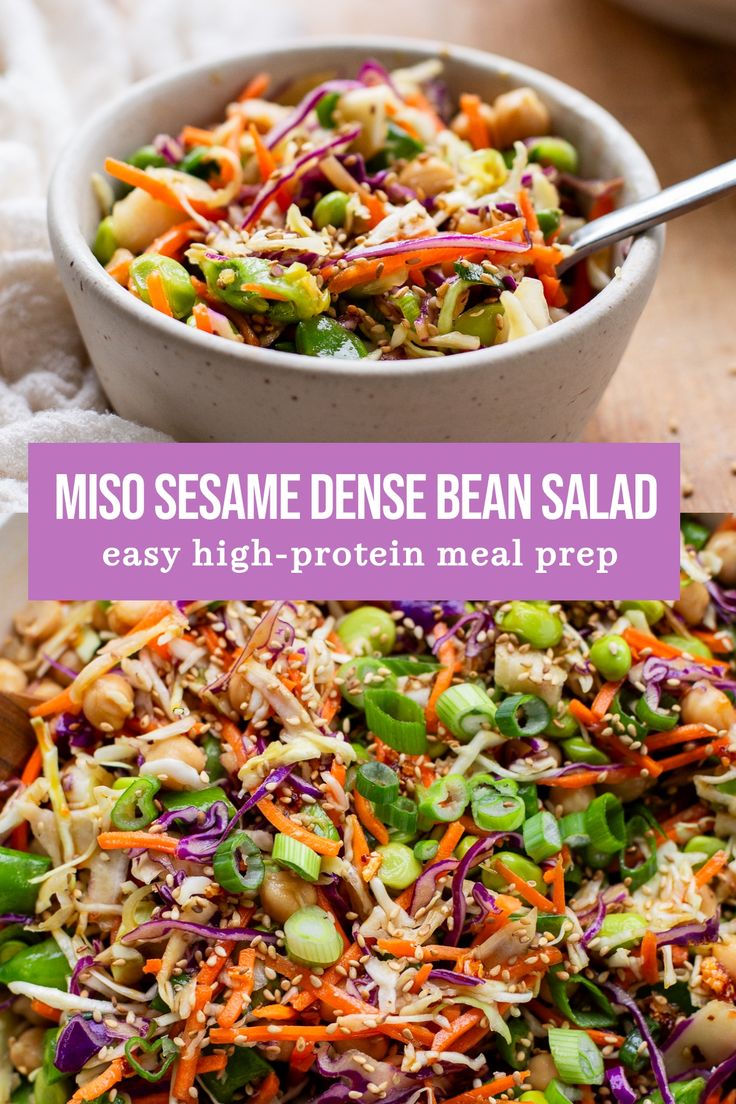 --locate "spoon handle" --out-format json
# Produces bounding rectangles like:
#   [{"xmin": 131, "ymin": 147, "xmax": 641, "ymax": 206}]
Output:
[{"xmin": 559, "ymin": 158, "xmax": 736, "ymax": 273}]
